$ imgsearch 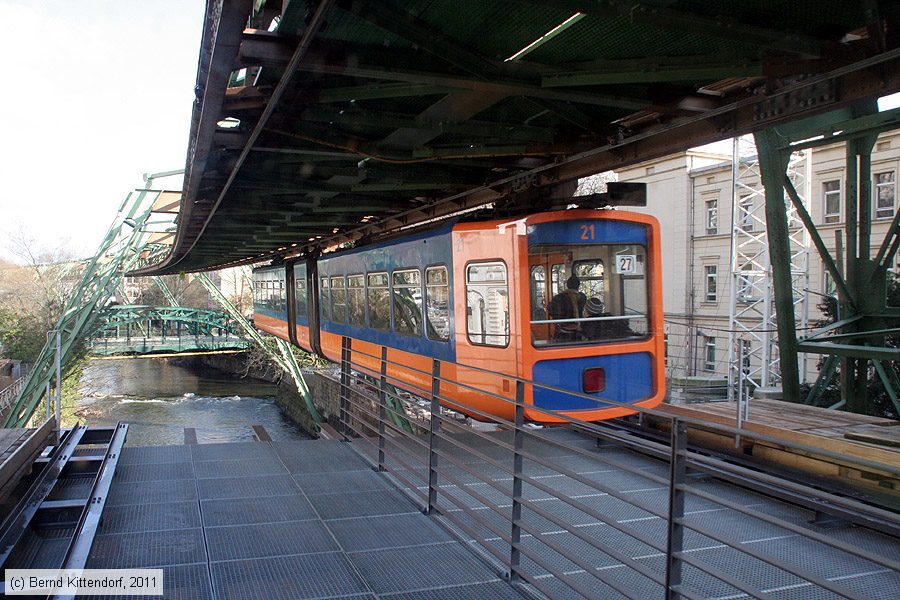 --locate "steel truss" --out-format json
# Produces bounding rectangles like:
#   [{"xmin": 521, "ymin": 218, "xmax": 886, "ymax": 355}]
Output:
[
  {"xmin": 756, "ymin": 103, "xmax": 900, "ymax": 414},
  {"xmin": 87, "ymin": 305, "xmax": 248, "ymax": 355},
  {"xmin": 2, "ymin": 178, "xmax": 178, "ymax": 427},
  {"xmin": 727, "ymin": 136, "xmax": 810, "ymax": 401}
]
